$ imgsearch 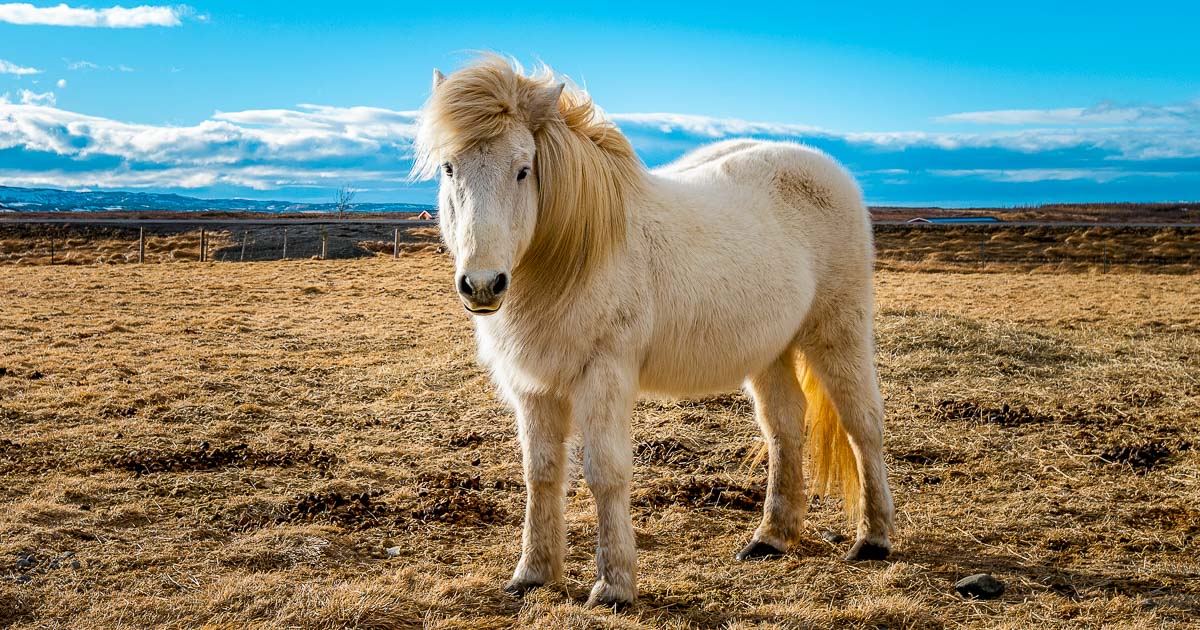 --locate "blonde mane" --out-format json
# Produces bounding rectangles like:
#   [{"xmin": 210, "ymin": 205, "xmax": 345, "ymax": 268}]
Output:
[{"xmin": 414, "ymin": 56, "xmax": 644, "ymax": 288}]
